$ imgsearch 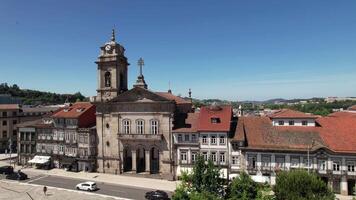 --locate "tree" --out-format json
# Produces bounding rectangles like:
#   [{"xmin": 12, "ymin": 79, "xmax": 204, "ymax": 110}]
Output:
[
  {"xmin": 274, "ymin": 170, "xmax": 334, "ymax": 200},
  {"xmin": 172, "ymin": 155, "xmax": 224, "ymax": 200},
  {"xmin": 226, "ymin": 172, "xmax": 258, "ymax": 200}
]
